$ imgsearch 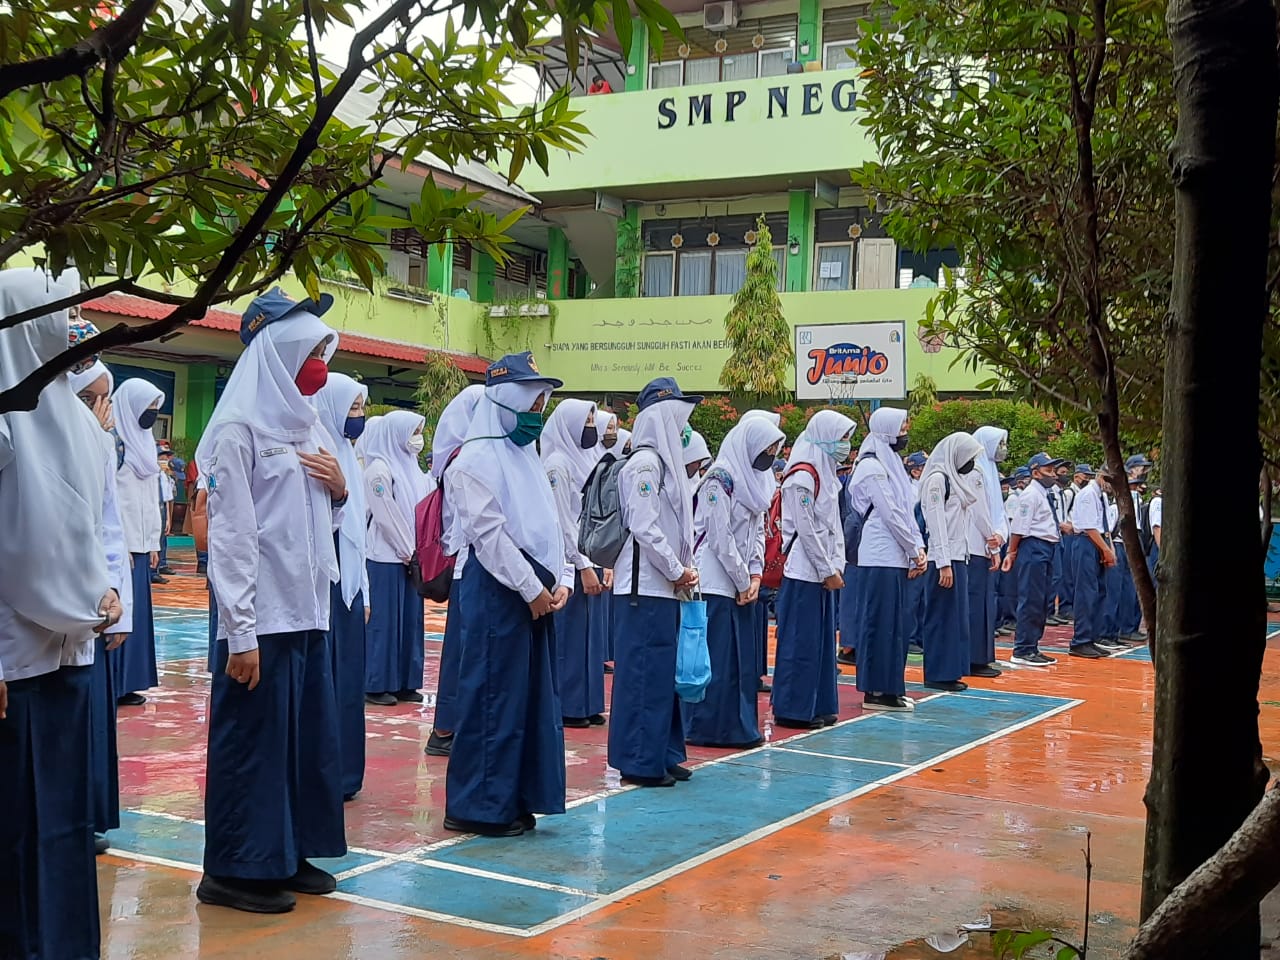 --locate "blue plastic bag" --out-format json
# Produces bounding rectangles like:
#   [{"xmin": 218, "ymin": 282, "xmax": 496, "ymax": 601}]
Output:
[{"xmin": 675, "ymin": 594, "xmax": 711, "ymax": 703}]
